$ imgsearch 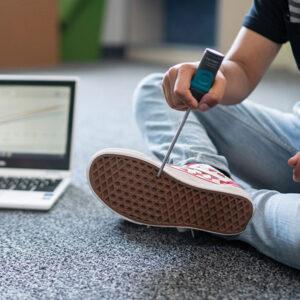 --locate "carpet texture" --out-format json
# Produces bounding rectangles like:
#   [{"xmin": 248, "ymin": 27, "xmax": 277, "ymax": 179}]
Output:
[{"xmin": 0, "ymin": 61, "xmax": 299, "ymax": 299}]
